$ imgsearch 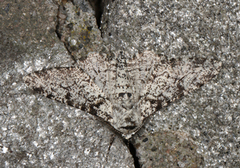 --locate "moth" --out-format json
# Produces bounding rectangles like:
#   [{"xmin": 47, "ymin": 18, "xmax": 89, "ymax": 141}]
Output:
[{"xmin": 23, "ymin": 50, "xmax": 221, "ymax": 139}]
